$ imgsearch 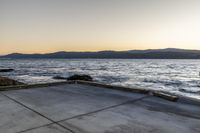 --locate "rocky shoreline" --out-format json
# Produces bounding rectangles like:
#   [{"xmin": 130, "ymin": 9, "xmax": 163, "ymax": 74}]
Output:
[
  {"xmin": 53, "ymin": 74, "xmax": 93, "ymax": 81},
  {"xmin": 0, "ymin": 74, "xmax": 93, "ymax": 87},
  {"xmin": 0, "ymin": 76, "xmax": 24, "ymax": 86}
]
